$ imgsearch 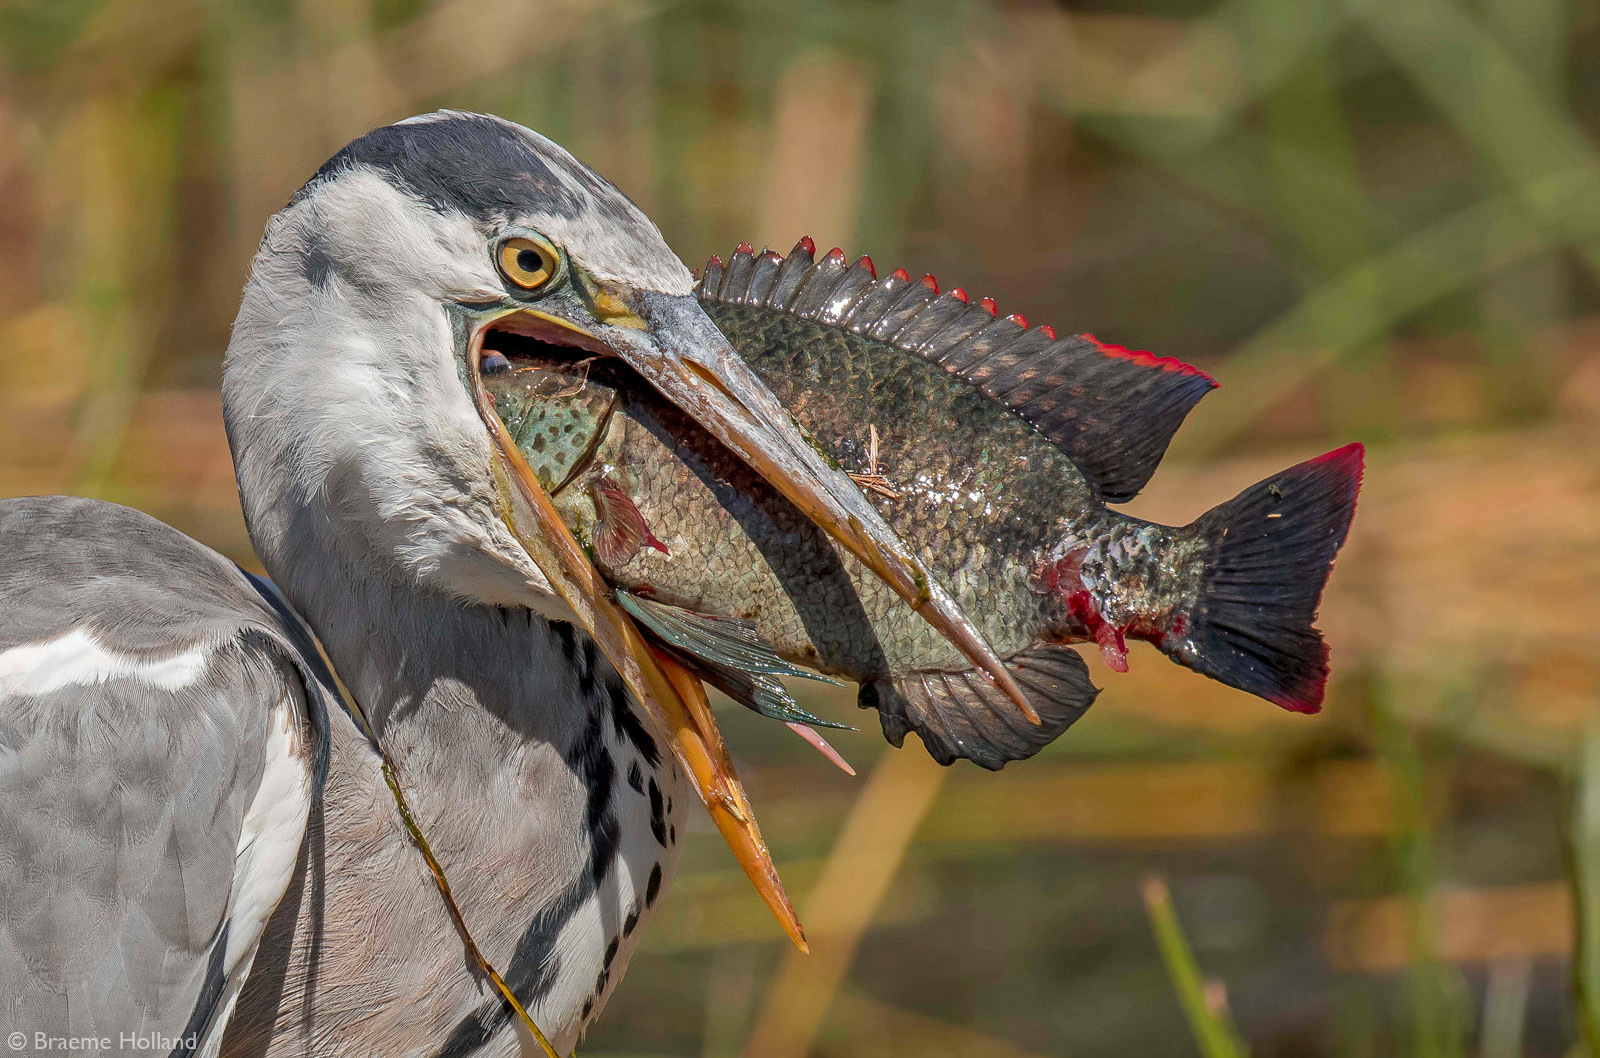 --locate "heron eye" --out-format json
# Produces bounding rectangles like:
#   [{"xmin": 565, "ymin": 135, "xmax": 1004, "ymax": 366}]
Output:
[{"xmin": 497, "ymin": 237, "xmax": 558, "ymax": 291}]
